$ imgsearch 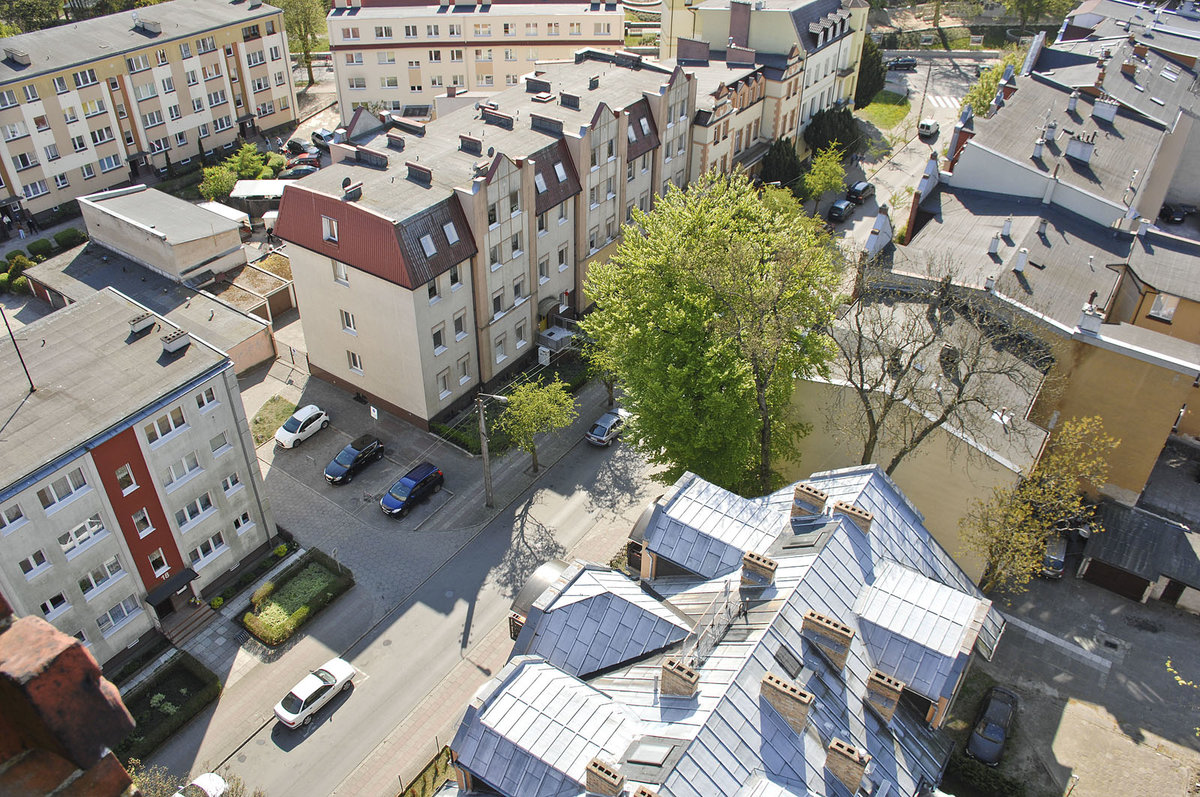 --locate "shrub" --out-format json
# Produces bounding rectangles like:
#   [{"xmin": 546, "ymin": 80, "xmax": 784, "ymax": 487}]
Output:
[
  {"xmin": 6, "ymin": 249, "xmax": 24, "ymax": 262},
  {"xmin": 8, "ymin": 253, "xmax": 32, "ymax": 277},
  {"xmin": 0, "ymin": 273, "xmax": 8, "ymax": 293},
  {"xmin": 53, "ymin": 228, "xmax": 86, "ymax": 250},
  {"xmin": 26, "ymin": 238, "xmax": 53, "ymax": 259},
  {"xmin": 251, "ymin": 581, "xmax": 275, "ymax": 609},
  {"xmin": 241, "ymin": 549, "xmax": 353, "ymax": 646},
  {"xmin": 10, "ymin": 276, "xmax": 29, "ymax": 294},
  {"xmin": 274, "ymin": 543, "xmax": 289, "ymax": 558},
  {"xmin": 266, "ymin": 151, "xmax": 286, "ymax": 175},
  {"xmin": 209, "ymin": 596, "xmax": 224, "ymax": 610},
  {"xmin": 944, "ymin": 753, "xmax": 1026, "ymax": 797}
]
